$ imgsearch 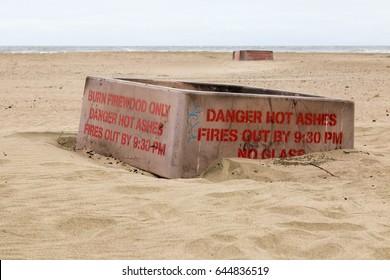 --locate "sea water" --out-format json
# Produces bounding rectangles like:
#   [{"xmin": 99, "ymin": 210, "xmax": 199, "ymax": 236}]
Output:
[{"xmin": 1, "ymin": 45, "xmax": 390, "ymax": 53}]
